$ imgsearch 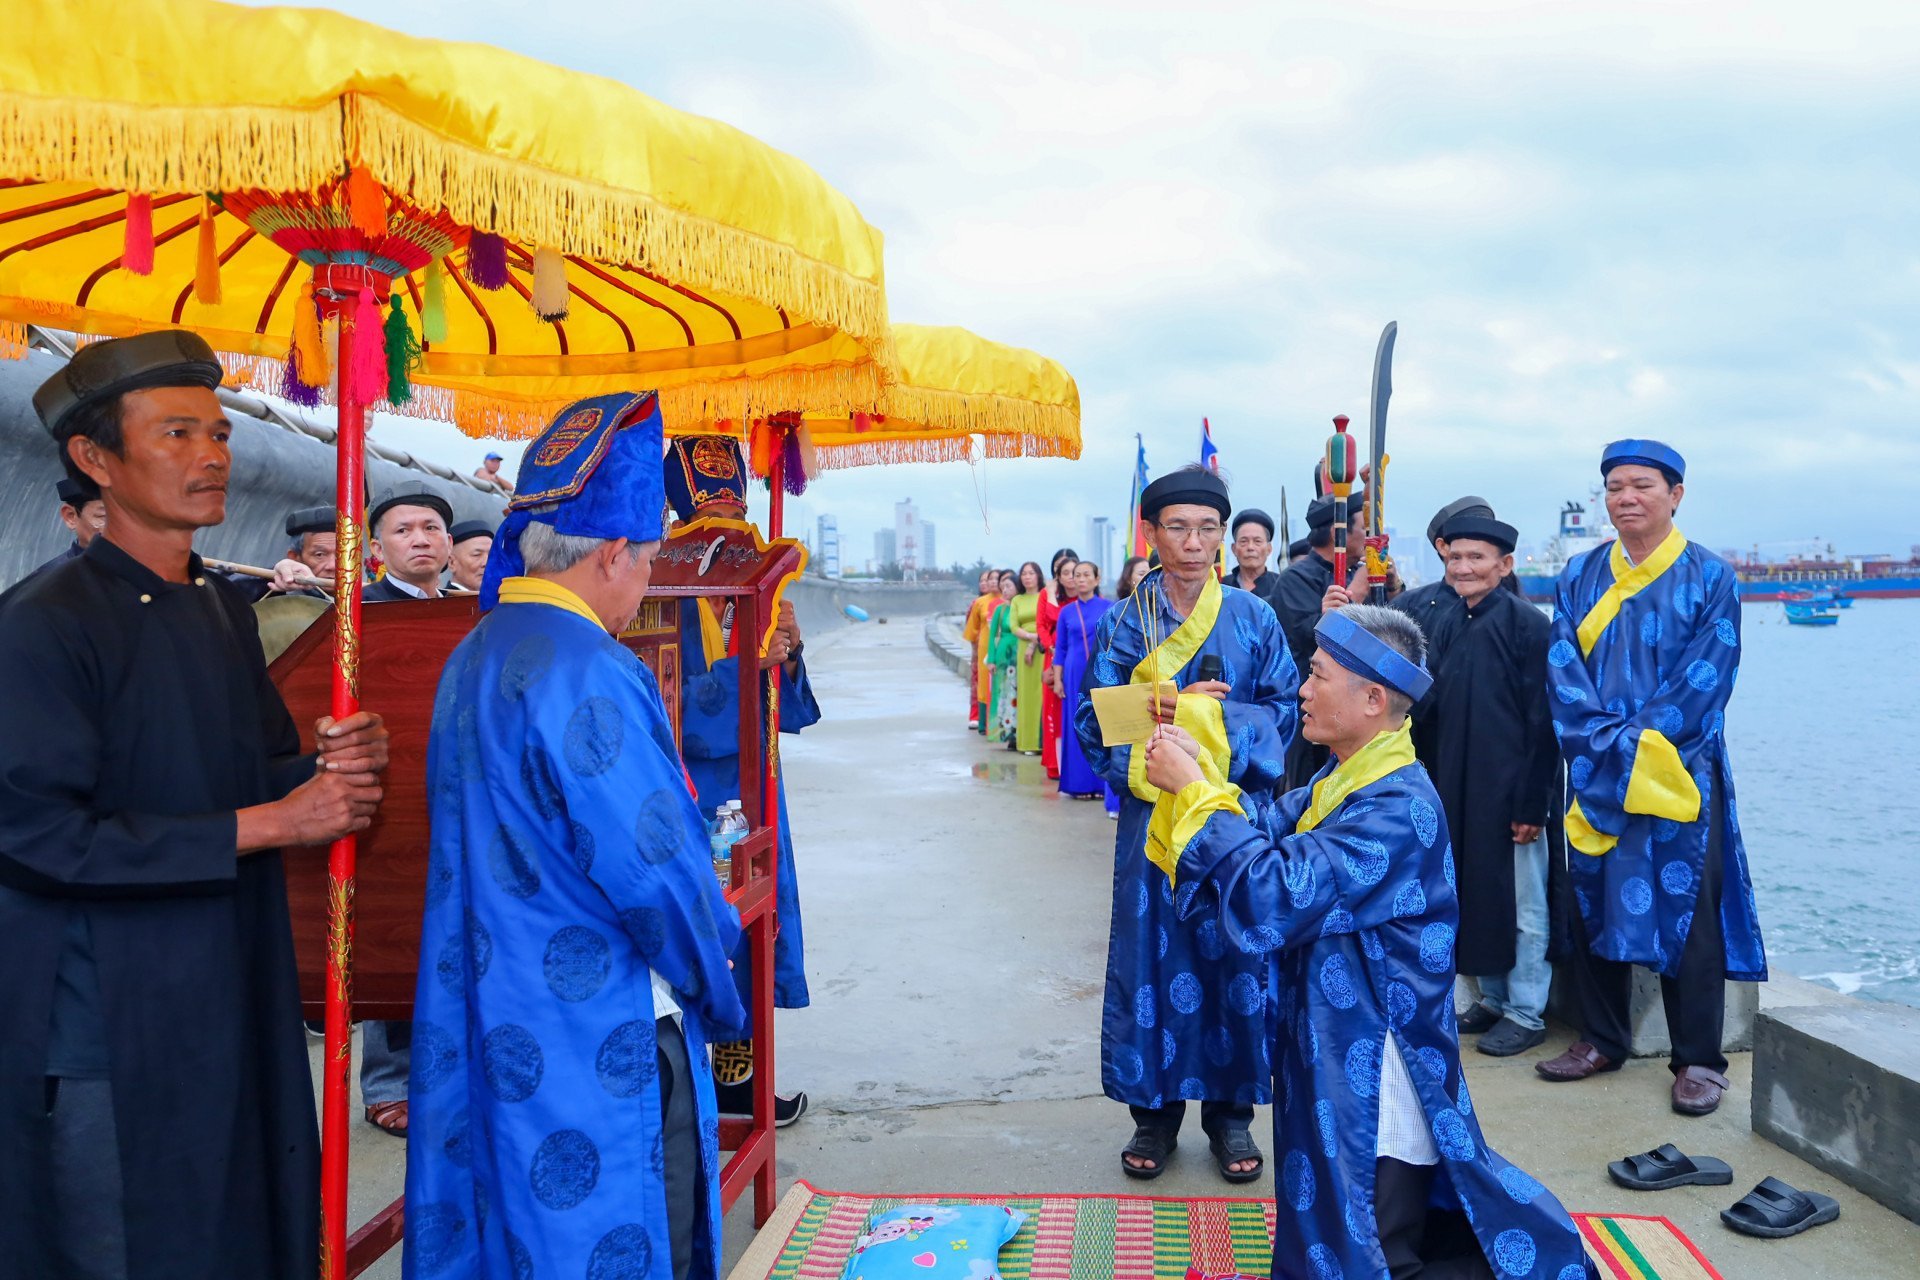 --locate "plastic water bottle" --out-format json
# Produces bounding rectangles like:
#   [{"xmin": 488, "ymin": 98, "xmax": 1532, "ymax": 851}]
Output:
[{"xmin": 711, "ymin": 800, "xmax": 748, "ymax": 885}]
